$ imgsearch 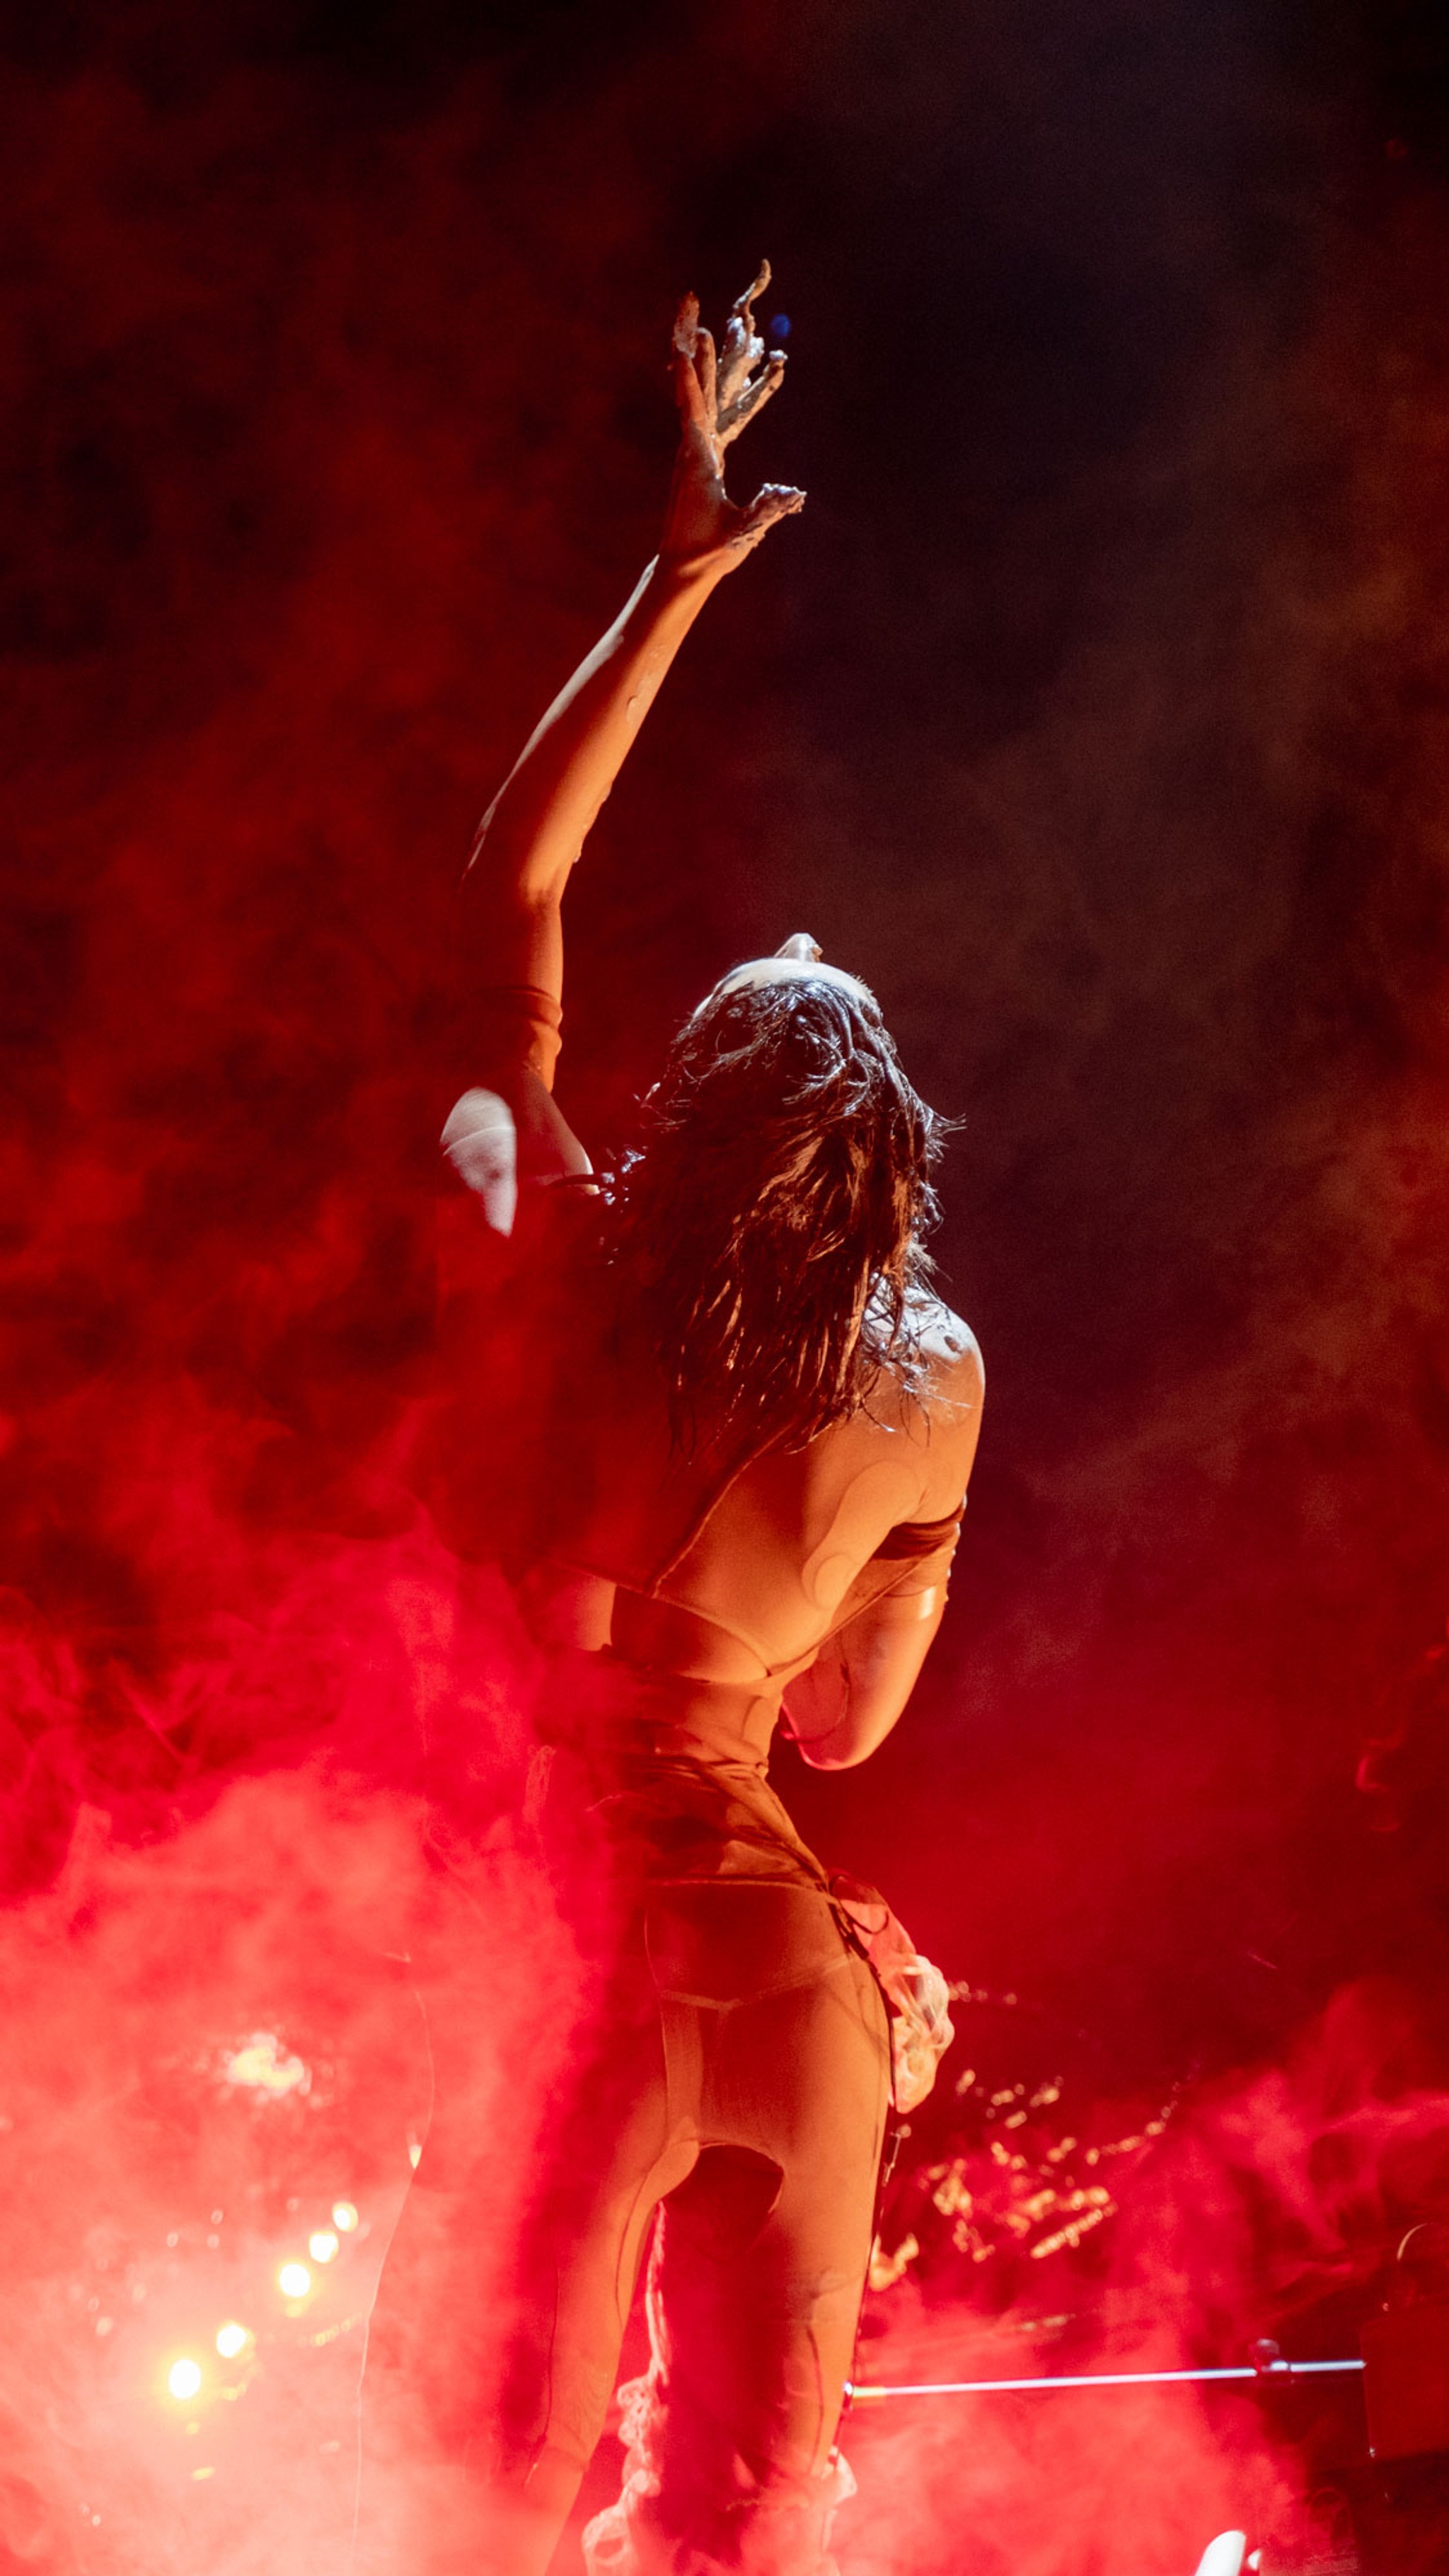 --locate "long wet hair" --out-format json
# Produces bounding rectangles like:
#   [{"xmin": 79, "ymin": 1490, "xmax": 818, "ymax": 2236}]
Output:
[{"xmin": 604, "ymin": 974, "xmax": 945, "ymax": 1449}]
